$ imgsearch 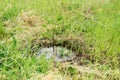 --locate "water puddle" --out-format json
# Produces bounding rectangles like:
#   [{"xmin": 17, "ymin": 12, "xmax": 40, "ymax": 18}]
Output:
[{"xmin": 36, "ymin": 47, "xmax": 76, "ymax": 62}]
